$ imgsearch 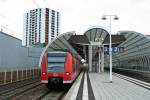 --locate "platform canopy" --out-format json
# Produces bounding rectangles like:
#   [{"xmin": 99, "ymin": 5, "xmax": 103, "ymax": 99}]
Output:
[
  {"xmin": 84, "ymin": 27, "xmax": 126, "ymax": 45},
  {"xmin": 39, "ymin": 27, "xmax": 126, "ymax": 66},
  {"xmin": 84, "ymin": 27, "xmax": 108, "ymax": 43}
]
